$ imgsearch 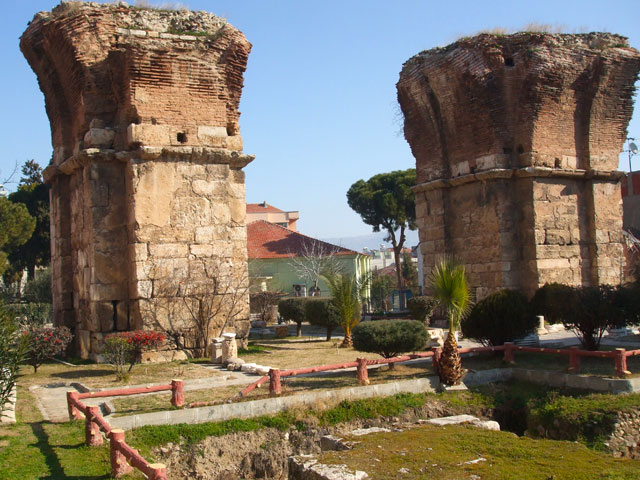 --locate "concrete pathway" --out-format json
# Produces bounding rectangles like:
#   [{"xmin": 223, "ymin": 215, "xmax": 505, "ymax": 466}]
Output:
[{"xmin": 30, "ymin": 366, "xmax": 258, "ymax": 422}]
